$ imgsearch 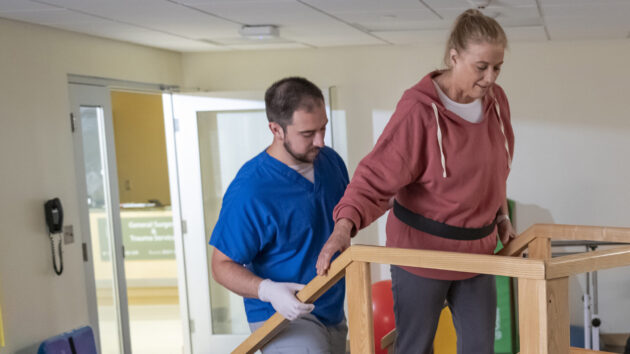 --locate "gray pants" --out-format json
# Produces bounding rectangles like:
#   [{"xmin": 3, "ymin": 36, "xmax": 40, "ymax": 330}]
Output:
[
  {"xmin": 249, "ymin": 313, "xmax": 347, "ymax": 354},
  {"xmin": 391, "ymin": 266, "xmax": 496, "ymax": 354}
]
